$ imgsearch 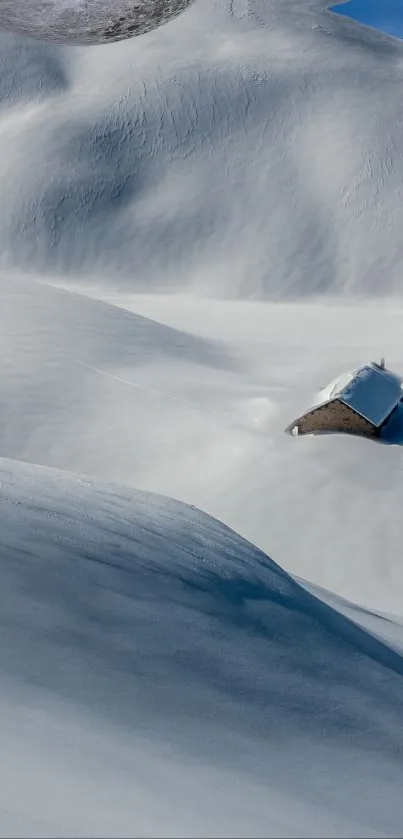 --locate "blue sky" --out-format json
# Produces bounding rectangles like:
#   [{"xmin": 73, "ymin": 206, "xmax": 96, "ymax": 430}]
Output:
[{"xmin": 330, "ymin": 0, "xmax": 403, "ymax": 39}]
